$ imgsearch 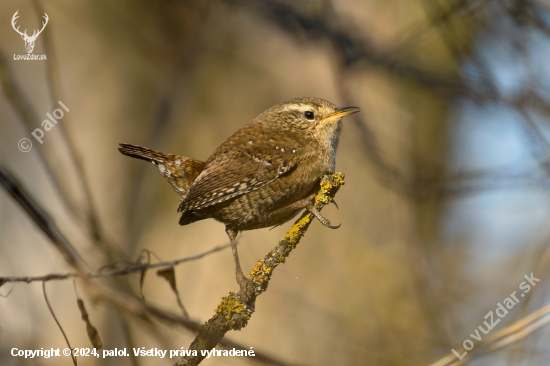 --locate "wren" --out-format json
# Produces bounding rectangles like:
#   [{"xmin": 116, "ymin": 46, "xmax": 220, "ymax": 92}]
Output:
[{"xmin": 119, "ymin": 97, "xmax": 359, "ymax": 291}]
